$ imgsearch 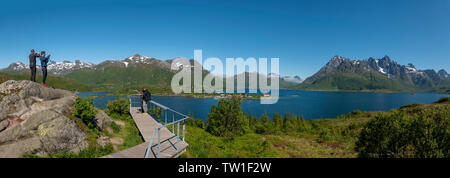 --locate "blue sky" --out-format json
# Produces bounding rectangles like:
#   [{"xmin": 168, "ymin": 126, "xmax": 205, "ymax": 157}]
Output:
[{"xmin": 0, "ymin": 0, "xmax": 449, "ymax": 78}]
